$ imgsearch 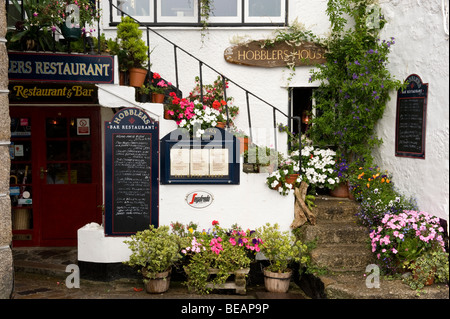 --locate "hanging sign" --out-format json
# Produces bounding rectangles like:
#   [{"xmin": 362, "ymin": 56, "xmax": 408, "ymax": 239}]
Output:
[
  {"xmin": 395, "ymin": 74, "xmax": 428, "ymax": 159},
  {"xmin": 224, "ymin": 40, "xmax": 326, "ymax": 67},
  {"xmin": 77, "ymin": 118, "xmax": 90, "ymax": 135},
  {"xmin": 104, "ymin": 107, "xmax": 159, "ymax": 236}
]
